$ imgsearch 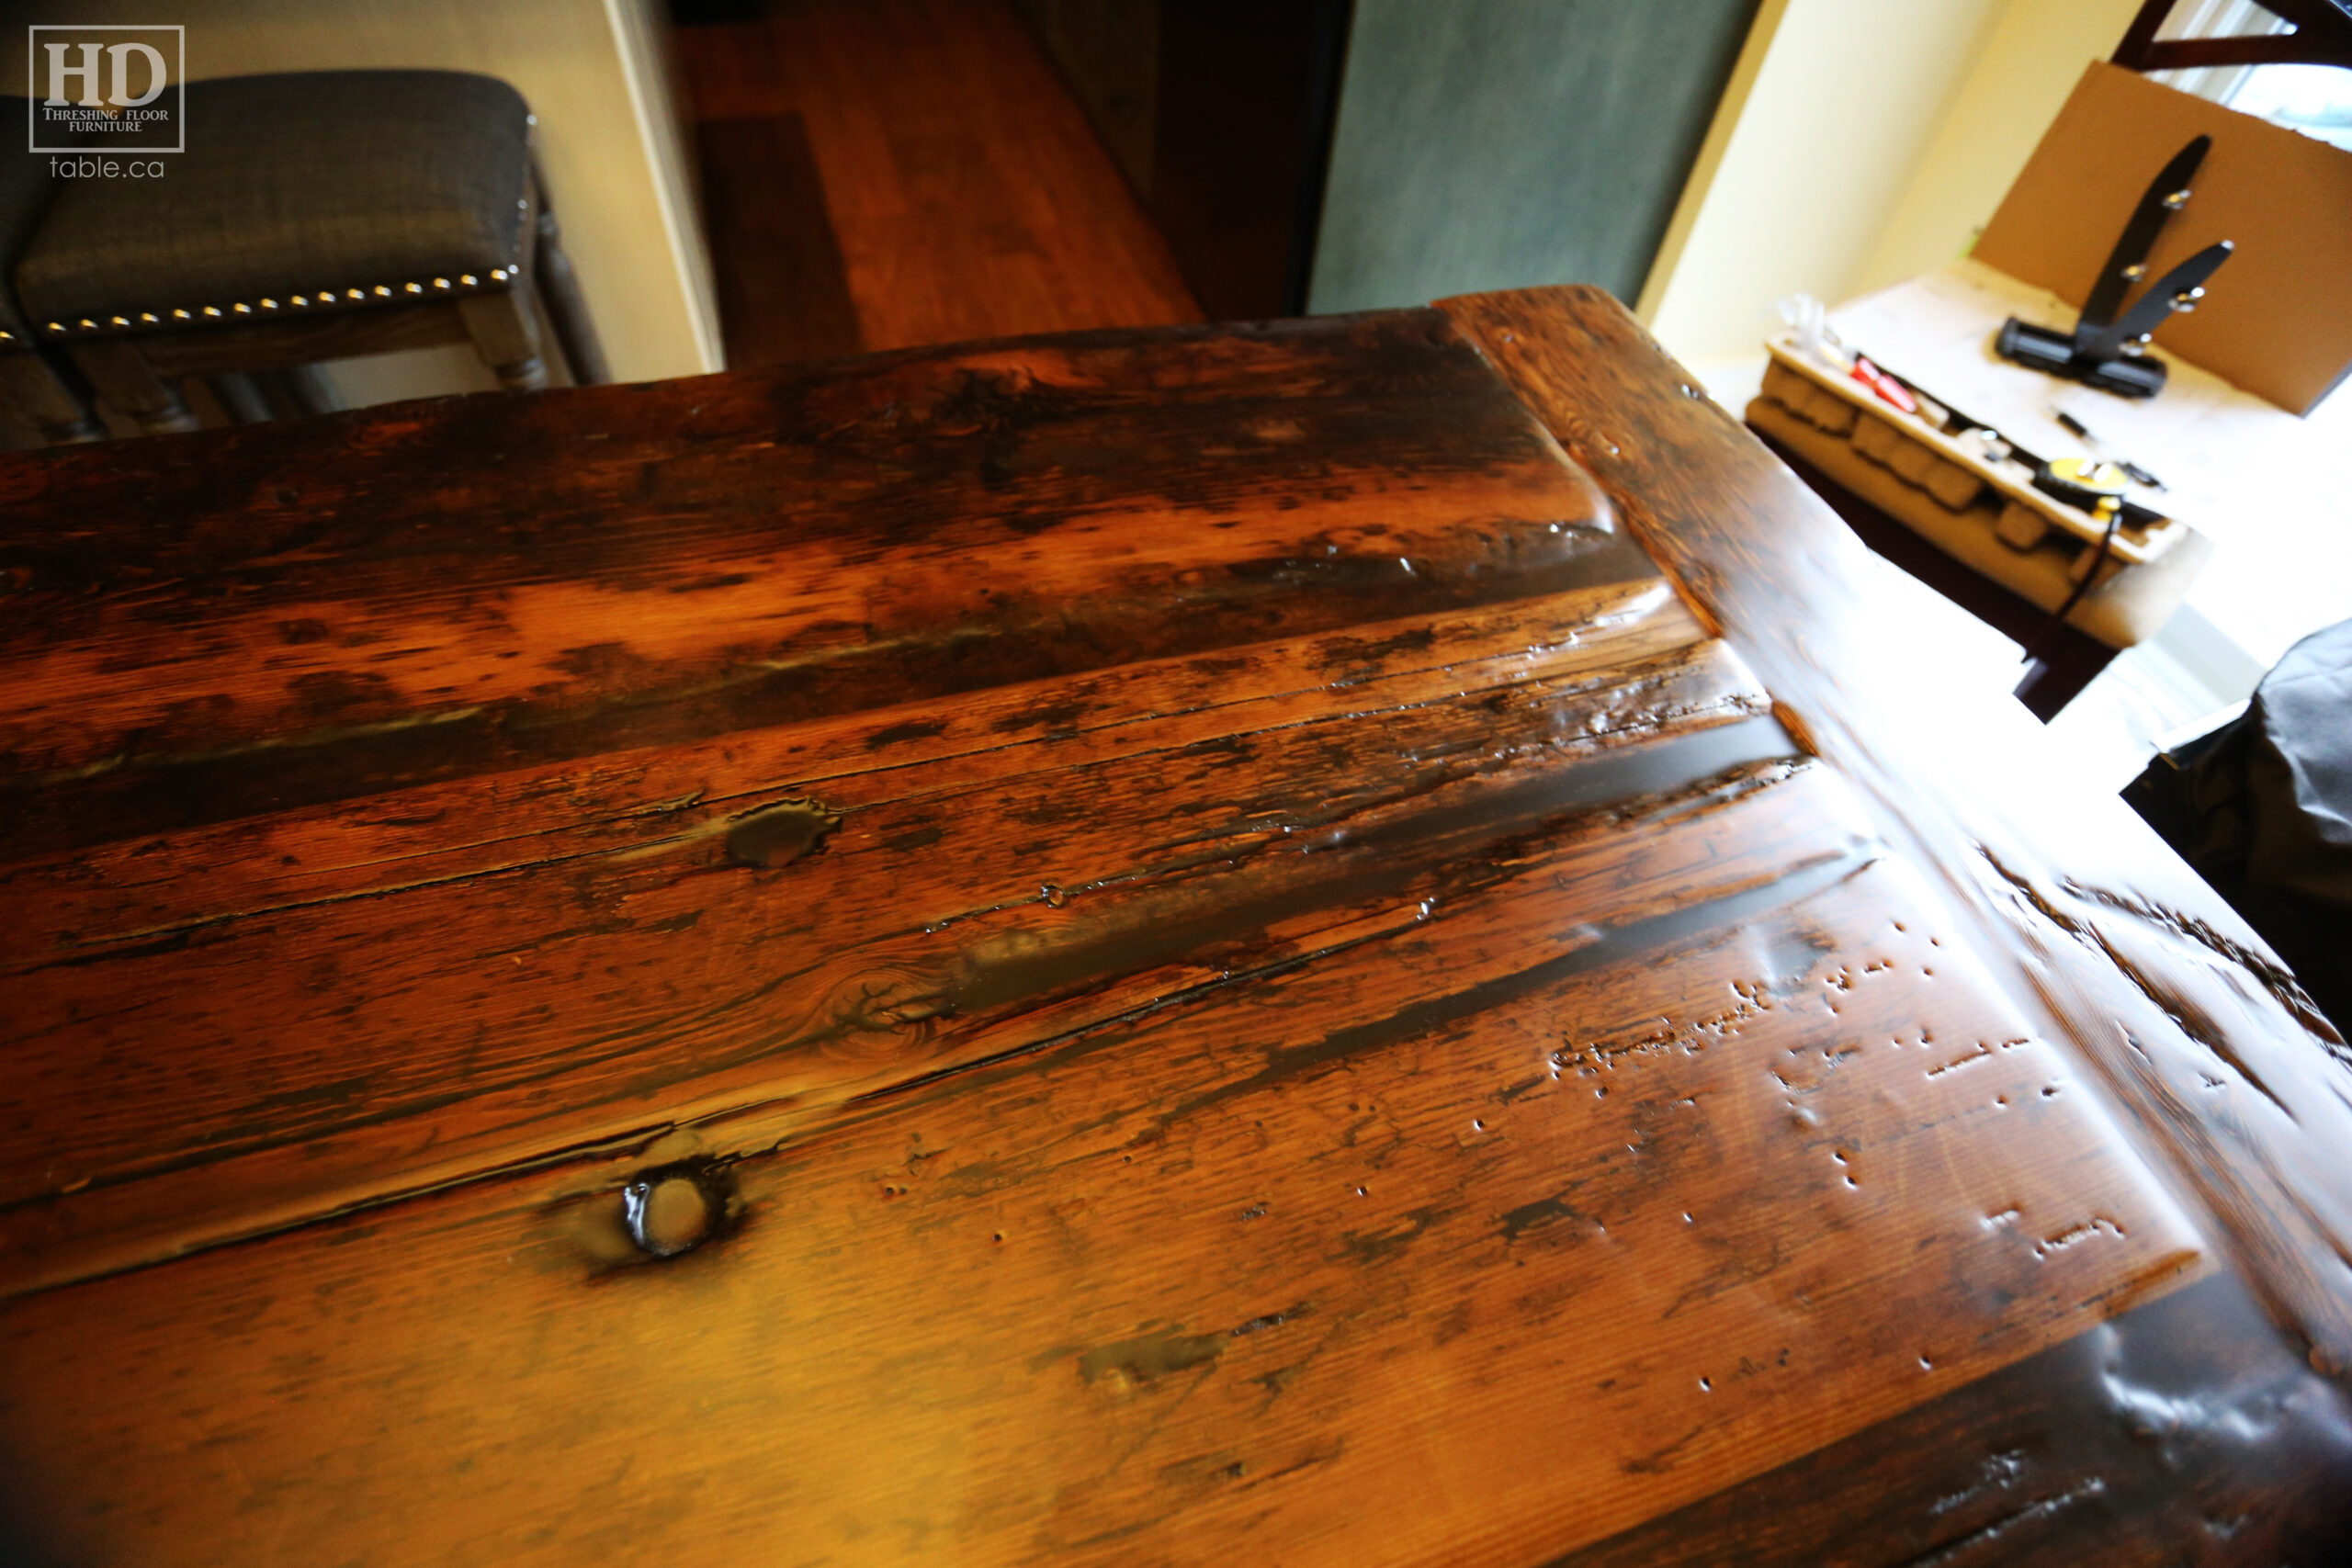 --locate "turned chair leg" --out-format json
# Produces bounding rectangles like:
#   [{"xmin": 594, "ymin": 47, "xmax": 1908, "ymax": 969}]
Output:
[
  {"xmin": 0, "ymin": 349, "xmax": 106, "ymax": 445},
  {"xmin": 458, "ymin": 274, "xmax": 551, "ymax": 392},
  {"xmin": 2014, "ymin": 636, "xmax": 2120, "ymax": 722},
  {"xmin": 535, "ymin": 201, "xmax": 610, "ymax": 385},
  {"xmin": 203, "ymin": 368, "xmax": 344, "ymax": 426},
  {"xmin": 241, "ymin": 367, "xmax": 344, "ymax": 421},
  {"xmin": 277, "ymin": 365, "xmax": 342, "ymax": 416},
  {"xmin": 70, "ymin": 338, "xmax": 200, "ymax": 436},
  {"xmin": 209, "ymin": 372, "xmax": 274, "ymax": 423}
]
